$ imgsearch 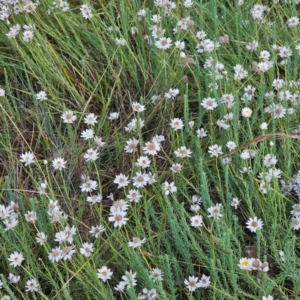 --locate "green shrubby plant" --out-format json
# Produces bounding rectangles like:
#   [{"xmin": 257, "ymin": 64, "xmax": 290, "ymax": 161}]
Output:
[{"xmin": 1, "ymin": 0, "xmax": 300, "ymax": 299}]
